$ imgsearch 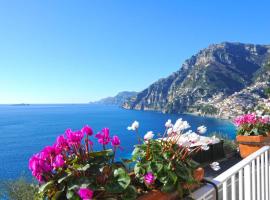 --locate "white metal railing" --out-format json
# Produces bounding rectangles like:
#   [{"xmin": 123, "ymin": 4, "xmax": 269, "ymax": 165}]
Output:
[{"xmin": 191, "ymin": 146, "xmax": 270, "ymax": 200}]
